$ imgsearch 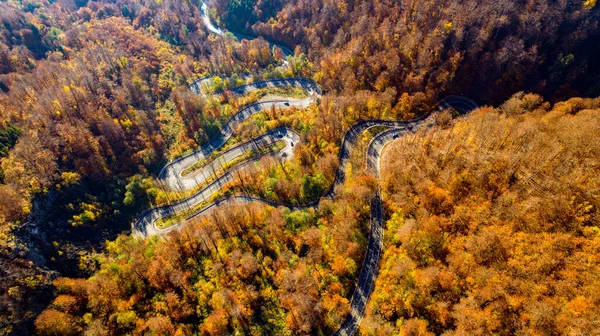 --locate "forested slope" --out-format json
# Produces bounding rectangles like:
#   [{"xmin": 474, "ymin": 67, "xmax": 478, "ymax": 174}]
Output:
[
  {"xmin": 34, "ymin": 185, "xmax": 376, "ymax": 335},
  {"xmin": 217, "ymin": 0, "xmax": 600, "ymax": 105},
  {"xmin": 362, "ymin": 93, "xmax": 600, "ymax": 335}
]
